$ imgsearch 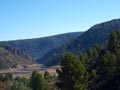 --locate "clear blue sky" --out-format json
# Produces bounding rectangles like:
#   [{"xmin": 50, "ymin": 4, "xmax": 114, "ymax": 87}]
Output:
[{"xmin": 0, "ymin": 0, "xmax": 120, "ymax": 41}]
